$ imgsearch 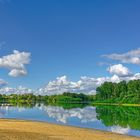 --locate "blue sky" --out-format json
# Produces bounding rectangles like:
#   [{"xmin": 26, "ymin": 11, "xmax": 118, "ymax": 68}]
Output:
[{"xmin": 0, "ymin": 0, "xmax": 140, "ymax": 91}]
